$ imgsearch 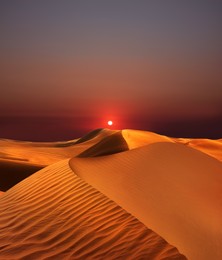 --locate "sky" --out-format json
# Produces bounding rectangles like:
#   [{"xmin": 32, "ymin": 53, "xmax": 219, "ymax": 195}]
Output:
[{"xmin": 0, "ymin": 0, "xmax": 222, "ymax": 141}]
